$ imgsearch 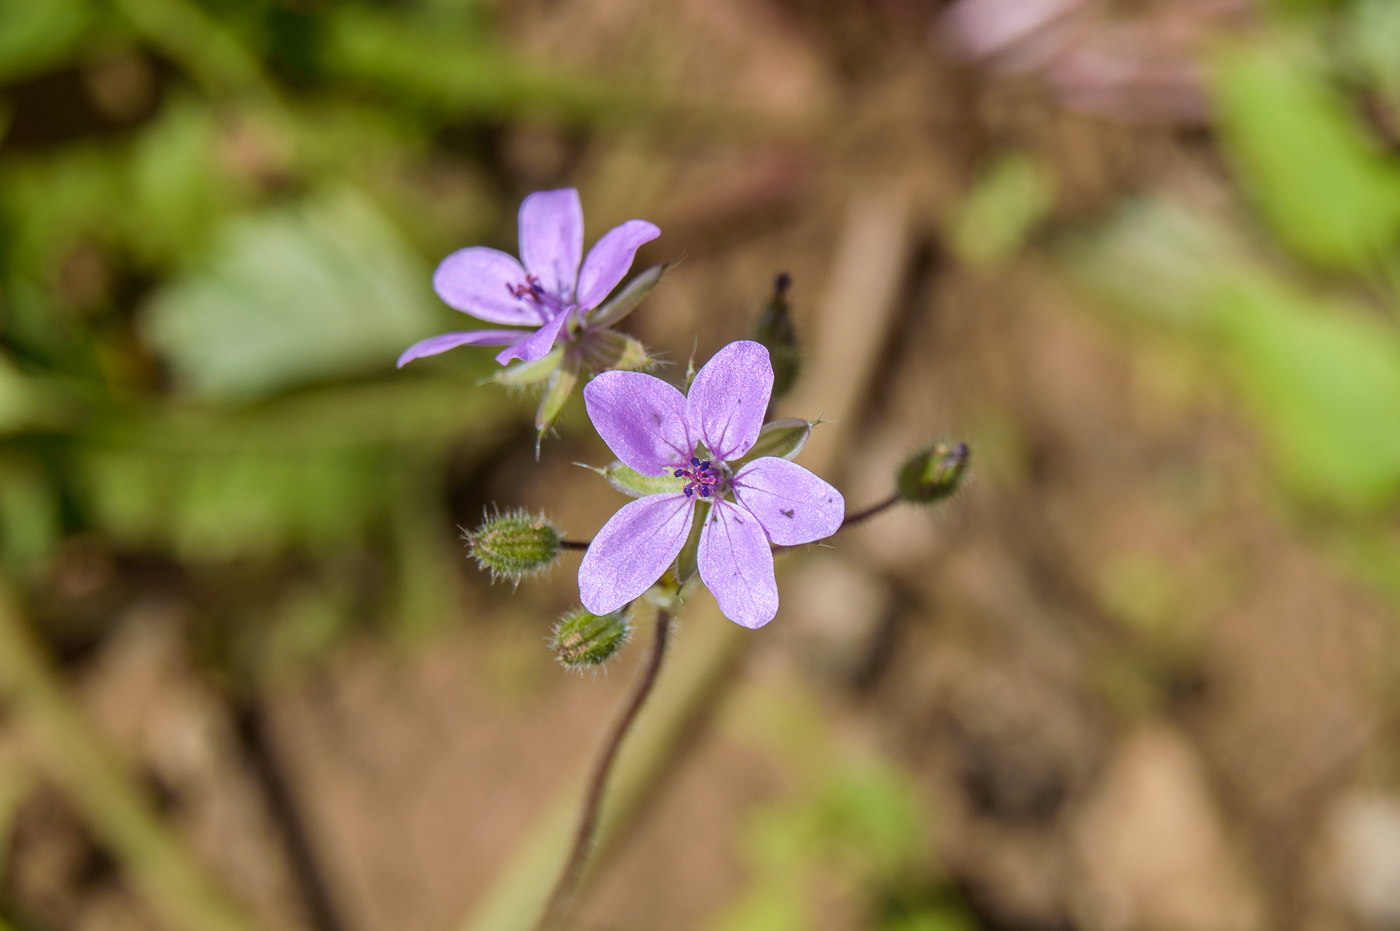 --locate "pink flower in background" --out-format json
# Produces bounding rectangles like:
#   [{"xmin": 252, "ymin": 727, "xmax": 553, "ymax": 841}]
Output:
[
  {"xmin": 578, "ymin": 340, "xmax": 844, "ymax": 629},
  {"xmin": 397, "ymin": 188, "xmax": 659, "ymax": 368}
]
